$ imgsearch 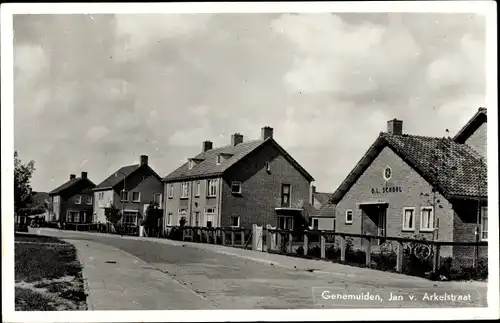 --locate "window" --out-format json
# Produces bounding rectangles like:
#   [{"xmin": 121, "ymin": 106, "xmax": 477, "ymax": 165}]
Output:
[
  {"xmin": 313, "ymin": 218, "xmax": 319, "ymax": 230},
  {"xmin": 121, "ymin": 191, "xmax": 129, "ymax": 202},
  {"xmin": 205, "ymin": 208, "xmax": 215, "ymax": 227},
  {"xmin": 181, "ymin": 182, "xmax": 189, "ymax": 198},
  {"xmin": 122, "ymin": 211, "xmax": 138, "ymax": 226},
  {"xmin": 86, "ymin": 196, "xmax": 93, "ymax": 205},
  {"xmin": 420, "ymin": 206, "xmax": 434, "ymax": 231},
  {"xmin": 265, "ymin": 161, "xmax": 271, "ymax": 172},
  {"xmin": 278, "ymin": 216, "xmax": 294, "ymax": 230},
  {"xmin": 207, "ymin": 179, "xmax": 218, "ymax": 197},
  {"xmin": 75, "ymin": 195, "xmax": 82, "ymax": 204},
  {"xmin": 231, "ymin": 181, "xmax": 242, "ymax": 194},
  {"xmin": 53, "ymin": 196, "xmax": 60, "ymax": 203},
  {"xmin": 195, "ymin": 181, "xmax": 201, "ymax": 197},
  {"xmin": 98, "ymin": 192, "xmax": 104, "ymax": 200},
  {"xmin": 216, "ymin": 155, "xmax": 222, "ymax": 165},
  {"xmin": 481, "ymin": 206, "xmax": 488, "ymax": 241},
  {"xmin": 153, "ymin": 193, "xmax": 162, "ymax": 205},
  {"xmin": 168, "ymin": 184, "xmax": 174, "ymax": 199},
  {"xmin": 345, "ymin": 210, "xmax": 353, "ymax": 224},
  {"xmin": 188, "ymin": 160, "xmax": 194, "ymax": 170},
  {"xmin": 167, "ymin": 213, "xmax": 172, "ymax": 226},
  {"xmin": 402, "ymin": 207, "xmax": 415, "ymax": 231},
  {"xmin": 66, "ymin": 211, "xmax": 78, "ymax": 223},
  {"xmin": 383, "ymin": 166, "xmax": 392, "ymax": 181},
  {"xmin": 231, "ymin": 216, "xmax": 240, "ymax": 227},
  {"xmin": 281, "ymin": 184, "xmax": 291, "ymax": 207},
  {"xmin": 132, "ymin": 192, "xmax": 140, "ymax": 202}
]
